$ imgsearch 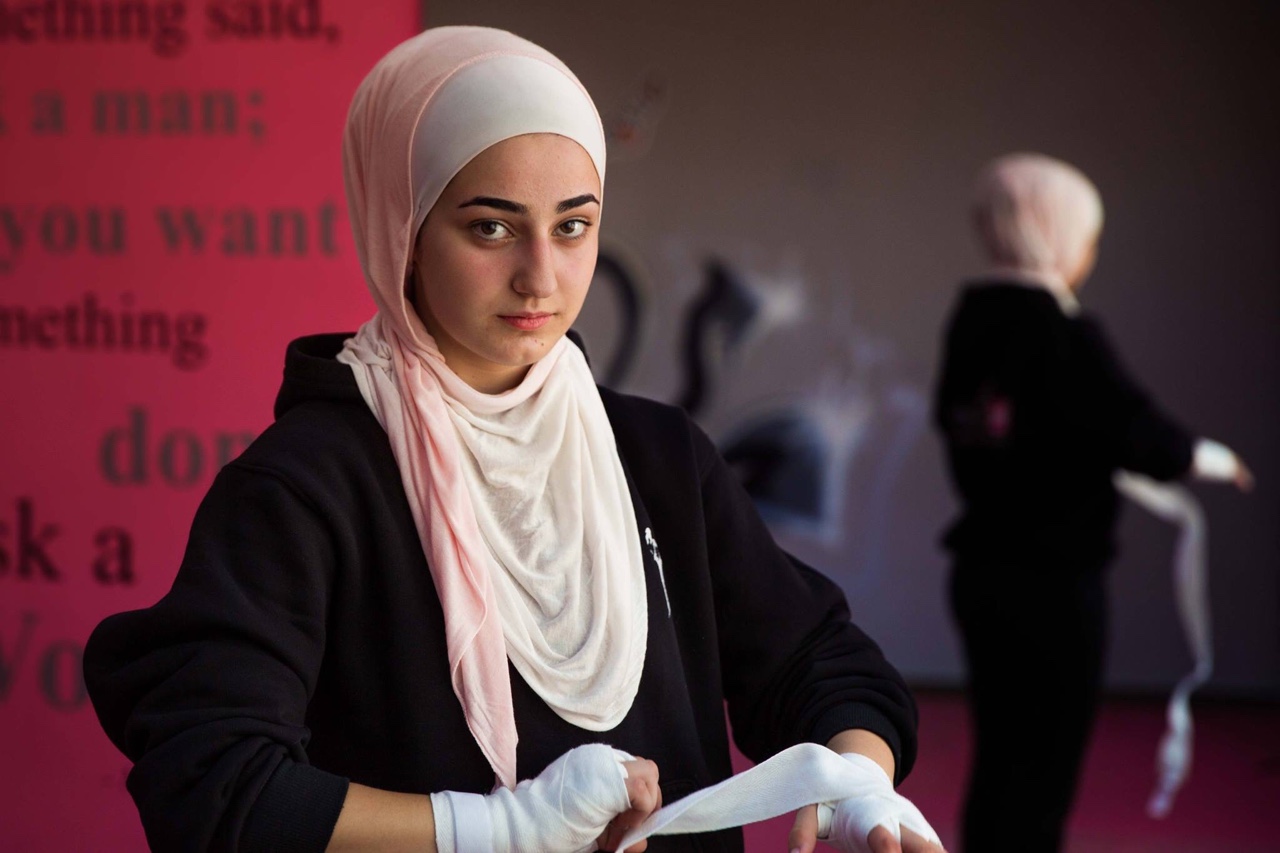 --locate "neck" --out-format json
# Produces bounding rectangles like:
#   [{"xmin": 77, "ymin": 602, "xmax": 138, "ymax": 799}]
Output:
[
  {"xmin": 985, "ymin": 265, "xmax": 1081, "ymax": 316},
  {"xmin": 456, "ymin": 363, "xmax": 531, "ymax": 395}
]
